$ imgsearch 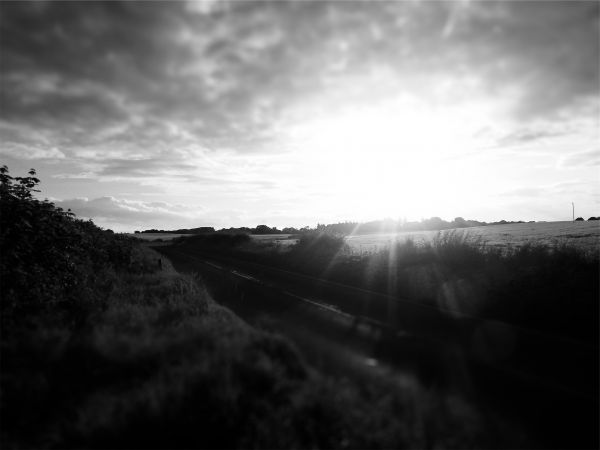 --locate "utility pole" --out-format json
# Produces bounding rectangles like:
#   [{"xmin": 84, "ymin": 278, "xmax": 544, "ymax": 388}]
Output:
[{"xmin": 572, "ymin": 202, "xmax": 575, "ymax": 222}]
